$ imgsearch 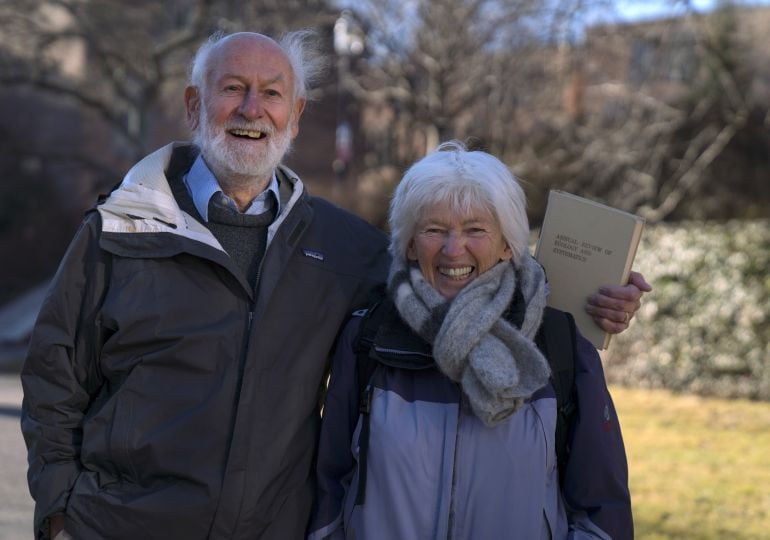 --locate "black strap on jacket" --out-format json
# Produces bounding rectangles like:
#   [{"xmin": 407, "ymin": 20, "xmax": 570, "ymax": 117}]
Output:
[
  {"xmin": 536, "ymin": 308, "xmax": 578, "ymax": 485},
  {"xmin": 352, "ymin": 300, "xmax": 578, "ymax": 506},
  {"xmin": 351, "ymin": 298, "xmax": 390, "ymax": 506}
]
